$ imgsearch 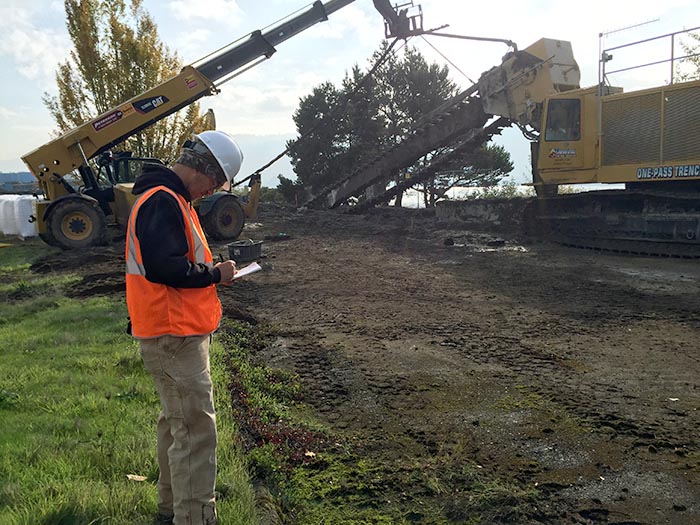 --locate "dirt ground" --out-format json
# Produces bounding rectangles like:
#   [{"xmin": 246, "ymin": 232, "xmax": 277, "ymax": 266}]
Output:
[
  {"xmin": 228, "ymin": 204, "xmax": 700, "ymax": 524},
  {"xmin": 41, "ymin": 202, "xmax": 700, "ymax": 524}
]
